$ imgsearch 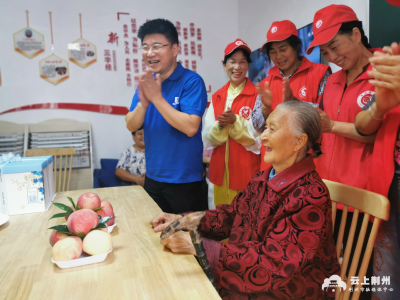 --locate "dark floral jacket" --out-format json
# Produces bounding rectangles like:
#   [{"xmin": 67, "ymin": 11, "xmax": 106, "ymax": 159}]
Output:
[{"xmin": 199, "ymin": 156, "xmax": 340, "ymax": 299}]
